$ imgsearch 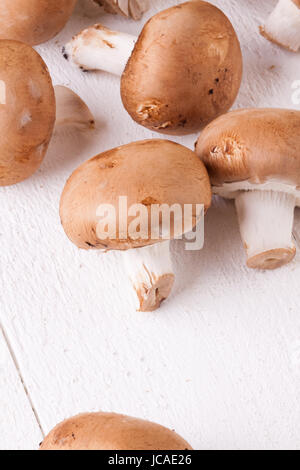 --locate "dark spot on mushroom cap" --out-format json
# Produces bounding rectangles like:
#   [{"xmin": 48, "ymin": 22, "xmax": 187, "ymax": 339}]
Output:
[
  {"xmin": 209, "ymin": 89, "xmax": 214, "ymax": 95},
  {"xmin": 141, "ymin": 196, "xmax": 159, "ymax": 206},
  {"xmin": 105, "ymin": 161, "xmax": 116, "ymax": 168}
]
